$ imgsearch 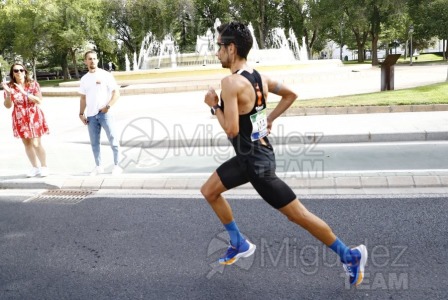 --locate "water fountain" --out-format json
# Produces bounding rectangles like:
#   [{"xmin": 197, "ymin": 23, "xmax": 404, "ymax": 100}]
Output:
[
  {"xmin": 246, "ymin": 27, "xmax": 296, "ymax": 64},
  {"xmin": 139, "ymin": 34, "xmax": 180, "ymax": 69},
  {"xmin": 138, "ymin": 19, "xmax": 313, "ymax": 70},
  {"xmin": 156, "ymin": 35, "xmax": 178, "ymax": 69},
  {"xmin": 59, "ymin": 20, "xmax": 340, "ymax": 91},
  {"xmin": 125, "ymin": 53, "xmax": 131, "ymax": 71},
  {"xmin": 301, "ymin": 36, "xmax": 309, "ymax": 61},
  {"xmin": 138, "ymin": 32, "xmax": 159, "ymax": 69},
  {"xmin": 133, "ymin": 52, "xmax": 138, "ymax": 70},
  {"xmin": 247, "ymin": 23, "xmax": 260, "ymax": 62},
  {"xmin": 195, "ymin": 28, "xmax": 215, "ymax": 66},
  {"xmin": 248, "ymin": 23, "xmax": 259, "ymax": 51}
]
